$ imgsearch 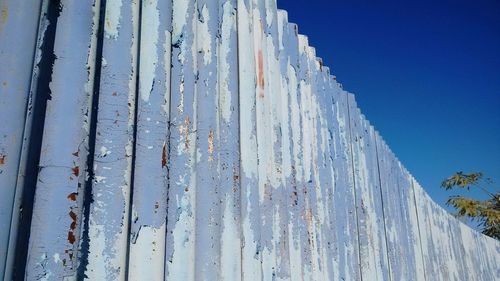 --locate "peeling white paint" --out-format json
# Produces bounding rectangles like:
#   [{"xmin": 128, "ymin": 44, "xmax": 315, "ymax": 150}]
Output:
[
  {"xmin": 128, "ymin": 224, "xmax": 166, "ymax": 280},
  {"xmin": 53, "ymin": 253, "xmax": 60, "ymax": 264},
  {"xmin": 238, "ymin": 1, "xmax": 258, "ymax": 179},
  {"xmin": 172, "ymin": 0, "xmax": 189, "ymax": 44},
  {"xmin": 221, "ymin": 194, "xmax": 240, "ymax": 280},
  {"xmin": 85, "ymin": 224, "xmax": 107, "ymax": 280},
  {"xmin": 219, "ymin": 1, "xmax": 235, "ymax": 123},
  {"xmin": 197, "ymin": 5, "xmax": 212, "ymax": 65},
  {"xmin": 95, "ymin": 176, "xmax": 106, "ymax": 183},
  {"xmin": 104, "ymin": 0, "xmax": 123, "ymax": 39},
  {"xmin": 139, "ymin": 0, "xmax": 159, "ymax": 102}
]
